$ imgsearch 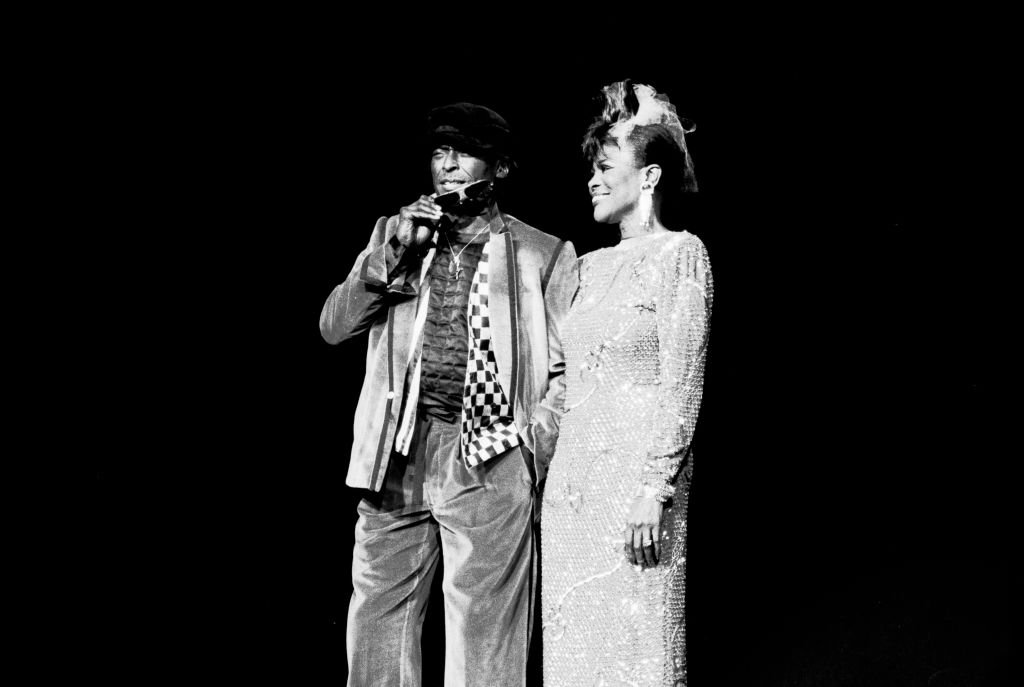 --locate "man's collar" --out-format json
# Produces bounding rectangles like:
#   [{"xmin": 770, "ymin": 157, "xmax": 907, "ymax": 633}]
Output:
[{"xmin": 445, "ymin": 205, "xmax": 508, "ymax": 235}]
